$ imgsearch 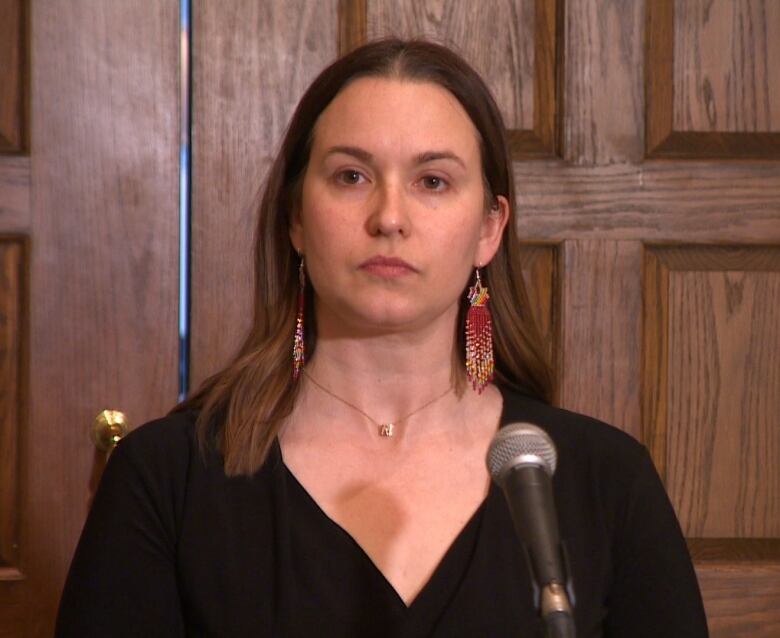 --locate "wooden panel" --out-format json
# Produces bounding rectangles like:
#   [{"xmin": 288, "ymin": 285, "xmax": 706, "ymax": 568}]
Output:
[
  {"xmin": 517, "ymin": 243, "xmax": 559, "ymax": 392},
  {"xmin": 669, "ymin": 269, "xmax": 779, "ymax": 537},
  {"xmin": 0, "ymin": 0, "xmax": 26, "ymax": 153},
  {"xmin": 690, "ymin": 539, "xmax": 780, "ymax": 562},
  {"xmin": 24, "ymin": 1, "xmax": 180, "ymax": 631},
  {"xmin": 647, "ymin": 0, "xmax": 780, "ymax": 158},
  {"xmin": 0, "ymin": 621, "xmax": 24, "ymax": 638},
  {"xmin": 696, "ymin": 563, "xmax": 780, "ymax": 638},
  {"xmin": 191, "ymin": 0, "xmax": 338, "ymax": 388},
  {"xmin": 559, "ymin": 240, "xmax": 642, "ymax": 438},
  {"xmin": 338, "ymin": 0, "xmax": 366, "ymax": 54},
  {"xmin": 366, "ymin": 0, "xmax": 534, "ymax": 131},
  {"xmin": 674, "ymin": 0, "xmax": 780, "ymax": 134},
  {"xmin": 0, "ymin": 157, "xmax": 30, "ymax": 233},
  {"xmin": 564, "ymin": 0, "xmax": 644, "ymax": 164},
  {"xmin": 0, "ymin": 239, "xmax": 24, "ymax": 579},
  {"xmin": 645, "ymin": 245, "xmax": 780, "ymax": 633},
  {"xmin": 513, "ymin": 161, "xmax": 780, "ymax": 242},
  {"xmin": 643, "ymin": 245, "xmax": 780, "ymax": 538},
  {"xmin": 356, "ymin": 0, "xmax": 559, "ymax": 157},
  {"xmin": 0, "ymin": 567, "xmax": 24, "ymax": 636}
]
